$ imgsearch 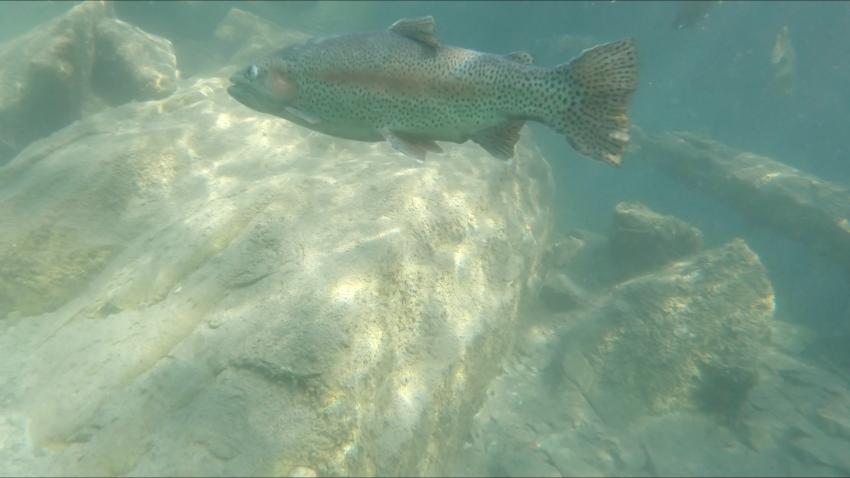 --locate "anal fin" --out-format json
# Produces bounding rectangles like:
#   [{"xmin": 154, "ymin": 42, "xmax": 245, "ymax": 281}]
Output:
[
  {"xmin": 388, "ymin": 16, "xmax": 440, "ymax": 49},
  {"xmin": 381, "ymin": 128, "xmax": 443, "ymax": 163},
  {"xmin": 472, "ymin": 120, "xmax": 525, "ymax": 160}
]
